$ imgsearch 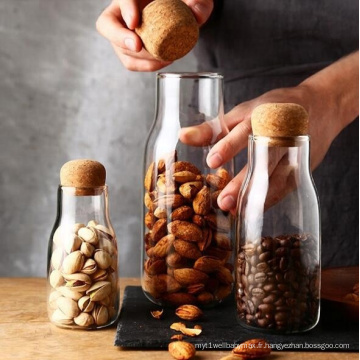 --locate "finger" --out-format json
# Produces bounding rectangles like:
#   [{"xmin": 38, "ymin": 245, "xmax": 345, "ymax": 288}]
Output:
[
  {"xmin": 96, "ymin": 2, "xmax": 142, "ymax": 52},
  {"xmin": 114, "ymin": 48, "xmax": 172, "ymax": 71},
  {"xmin": 112, "ymin": 43, "xmax": 172, "ymax": 62},
  {"xmin": 206, "ymin": 119, "xmax": 252, "ymax": 168},
  {"xmin": 223, "ymin": 101, "xmax": 253, "ymax": 130},
  {"xmin": 119, "ymin": 0, "xmax": 141, "ymax": 30},
  {"xmin": 217, "ymin": 165, "xmax": 249, "ymax": 213},
  {"xmin": 183, "ymin": 0, "xmax": 214, "ymax": 26}
]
